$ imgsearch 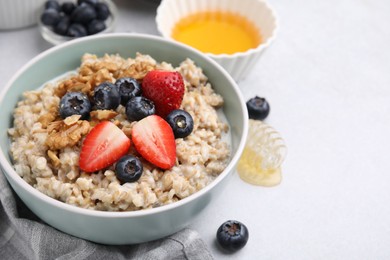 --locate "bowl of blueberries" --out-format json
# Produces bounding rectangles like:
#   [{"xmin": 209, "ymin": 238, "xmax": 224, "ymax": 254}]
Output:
[{"xmin": 39, "ymin": 0, "xmax": 117, "ymax": 45}]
